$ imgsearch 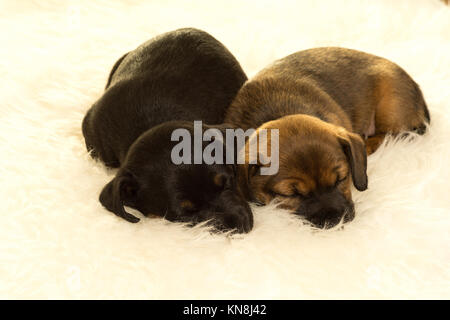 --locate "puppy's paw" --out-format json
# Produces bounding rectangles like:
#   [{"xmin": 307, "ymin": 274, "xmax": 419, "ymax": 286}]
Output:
[
  {"xmin": 168, "ymin": 205, "xmax": 254, "ymax": 234},
  {"xmin": 209, "ymin": 209, "xmax": 253, "ymax": 234}
]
